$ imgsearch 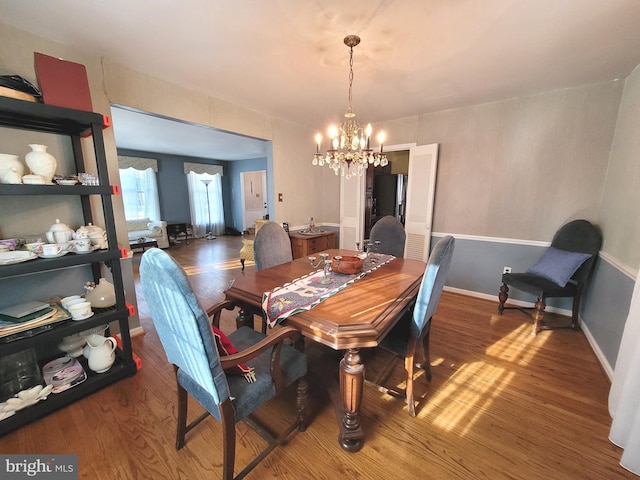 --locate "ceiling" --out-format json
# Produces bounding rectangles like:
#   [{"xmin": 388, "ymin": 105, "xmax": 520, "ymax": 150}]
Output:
[{"xmin": 2, "ymin": 0, "xmax": 640, "ymax": 160}]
